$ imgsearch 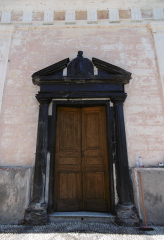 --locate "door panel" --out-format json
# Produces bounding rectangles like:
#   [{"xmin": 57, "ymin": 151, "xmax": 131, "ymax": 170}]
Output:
[
  {"xmin": 85, "ymin": 172, "xmax": 105, "ymax": 199},
  {"xmin": 59, "ymin": 173, "xmax": 77, "ymax": 199},
  {"xmin": 54, "ymin": 107, "xmax": 82, "ymax": 211},
  {"xmin": 82, "ymin": 106, "xmax": 110, "ymax": 212},
  {"xmin": 54, "ymin": 106, "xmax": 110, "ymax": 212}
]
